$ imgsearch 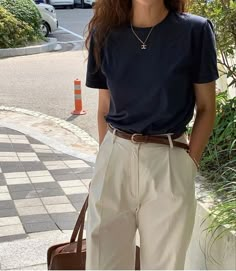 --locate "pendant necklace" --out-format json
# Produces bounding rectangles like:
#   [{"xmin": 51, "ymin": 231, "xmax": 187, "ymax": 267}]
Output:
[{"xmin": 130, "ymin": 23, "xmax": 155, "ymax": 50}]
